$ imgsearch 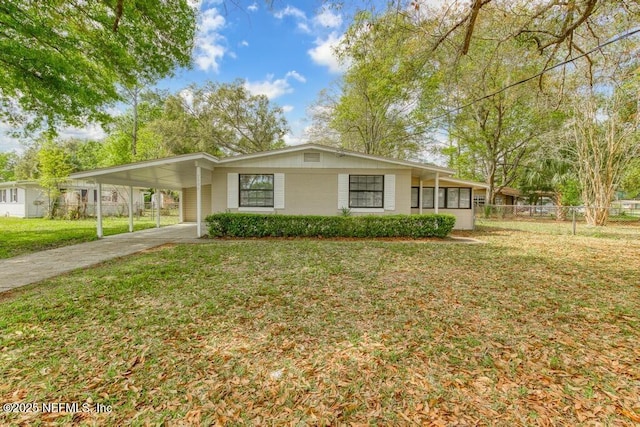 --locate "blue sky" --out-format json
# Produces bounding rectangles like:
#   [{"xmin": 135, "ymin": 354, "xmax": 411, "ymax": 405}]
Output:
[
  {"xmin": 0, "ymin": 1, "xmax": 351, "ymax": 152},
  {"xmin": 159, "ymin": 0, "xmax": 350, "ymax": 145}
]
